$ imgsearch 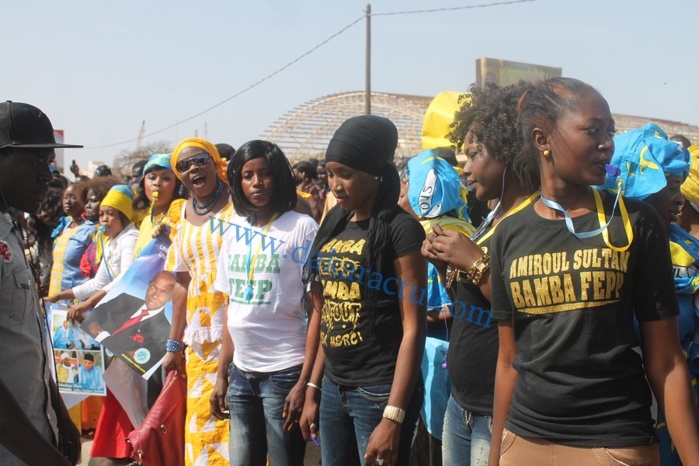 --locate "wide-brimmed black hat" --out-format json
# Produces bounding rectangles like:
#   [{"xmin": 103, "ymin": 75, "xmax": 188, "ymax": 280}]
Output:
[{"xmin": 0, "ymin": 101, "xmax": 82, "ymax": 150}]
